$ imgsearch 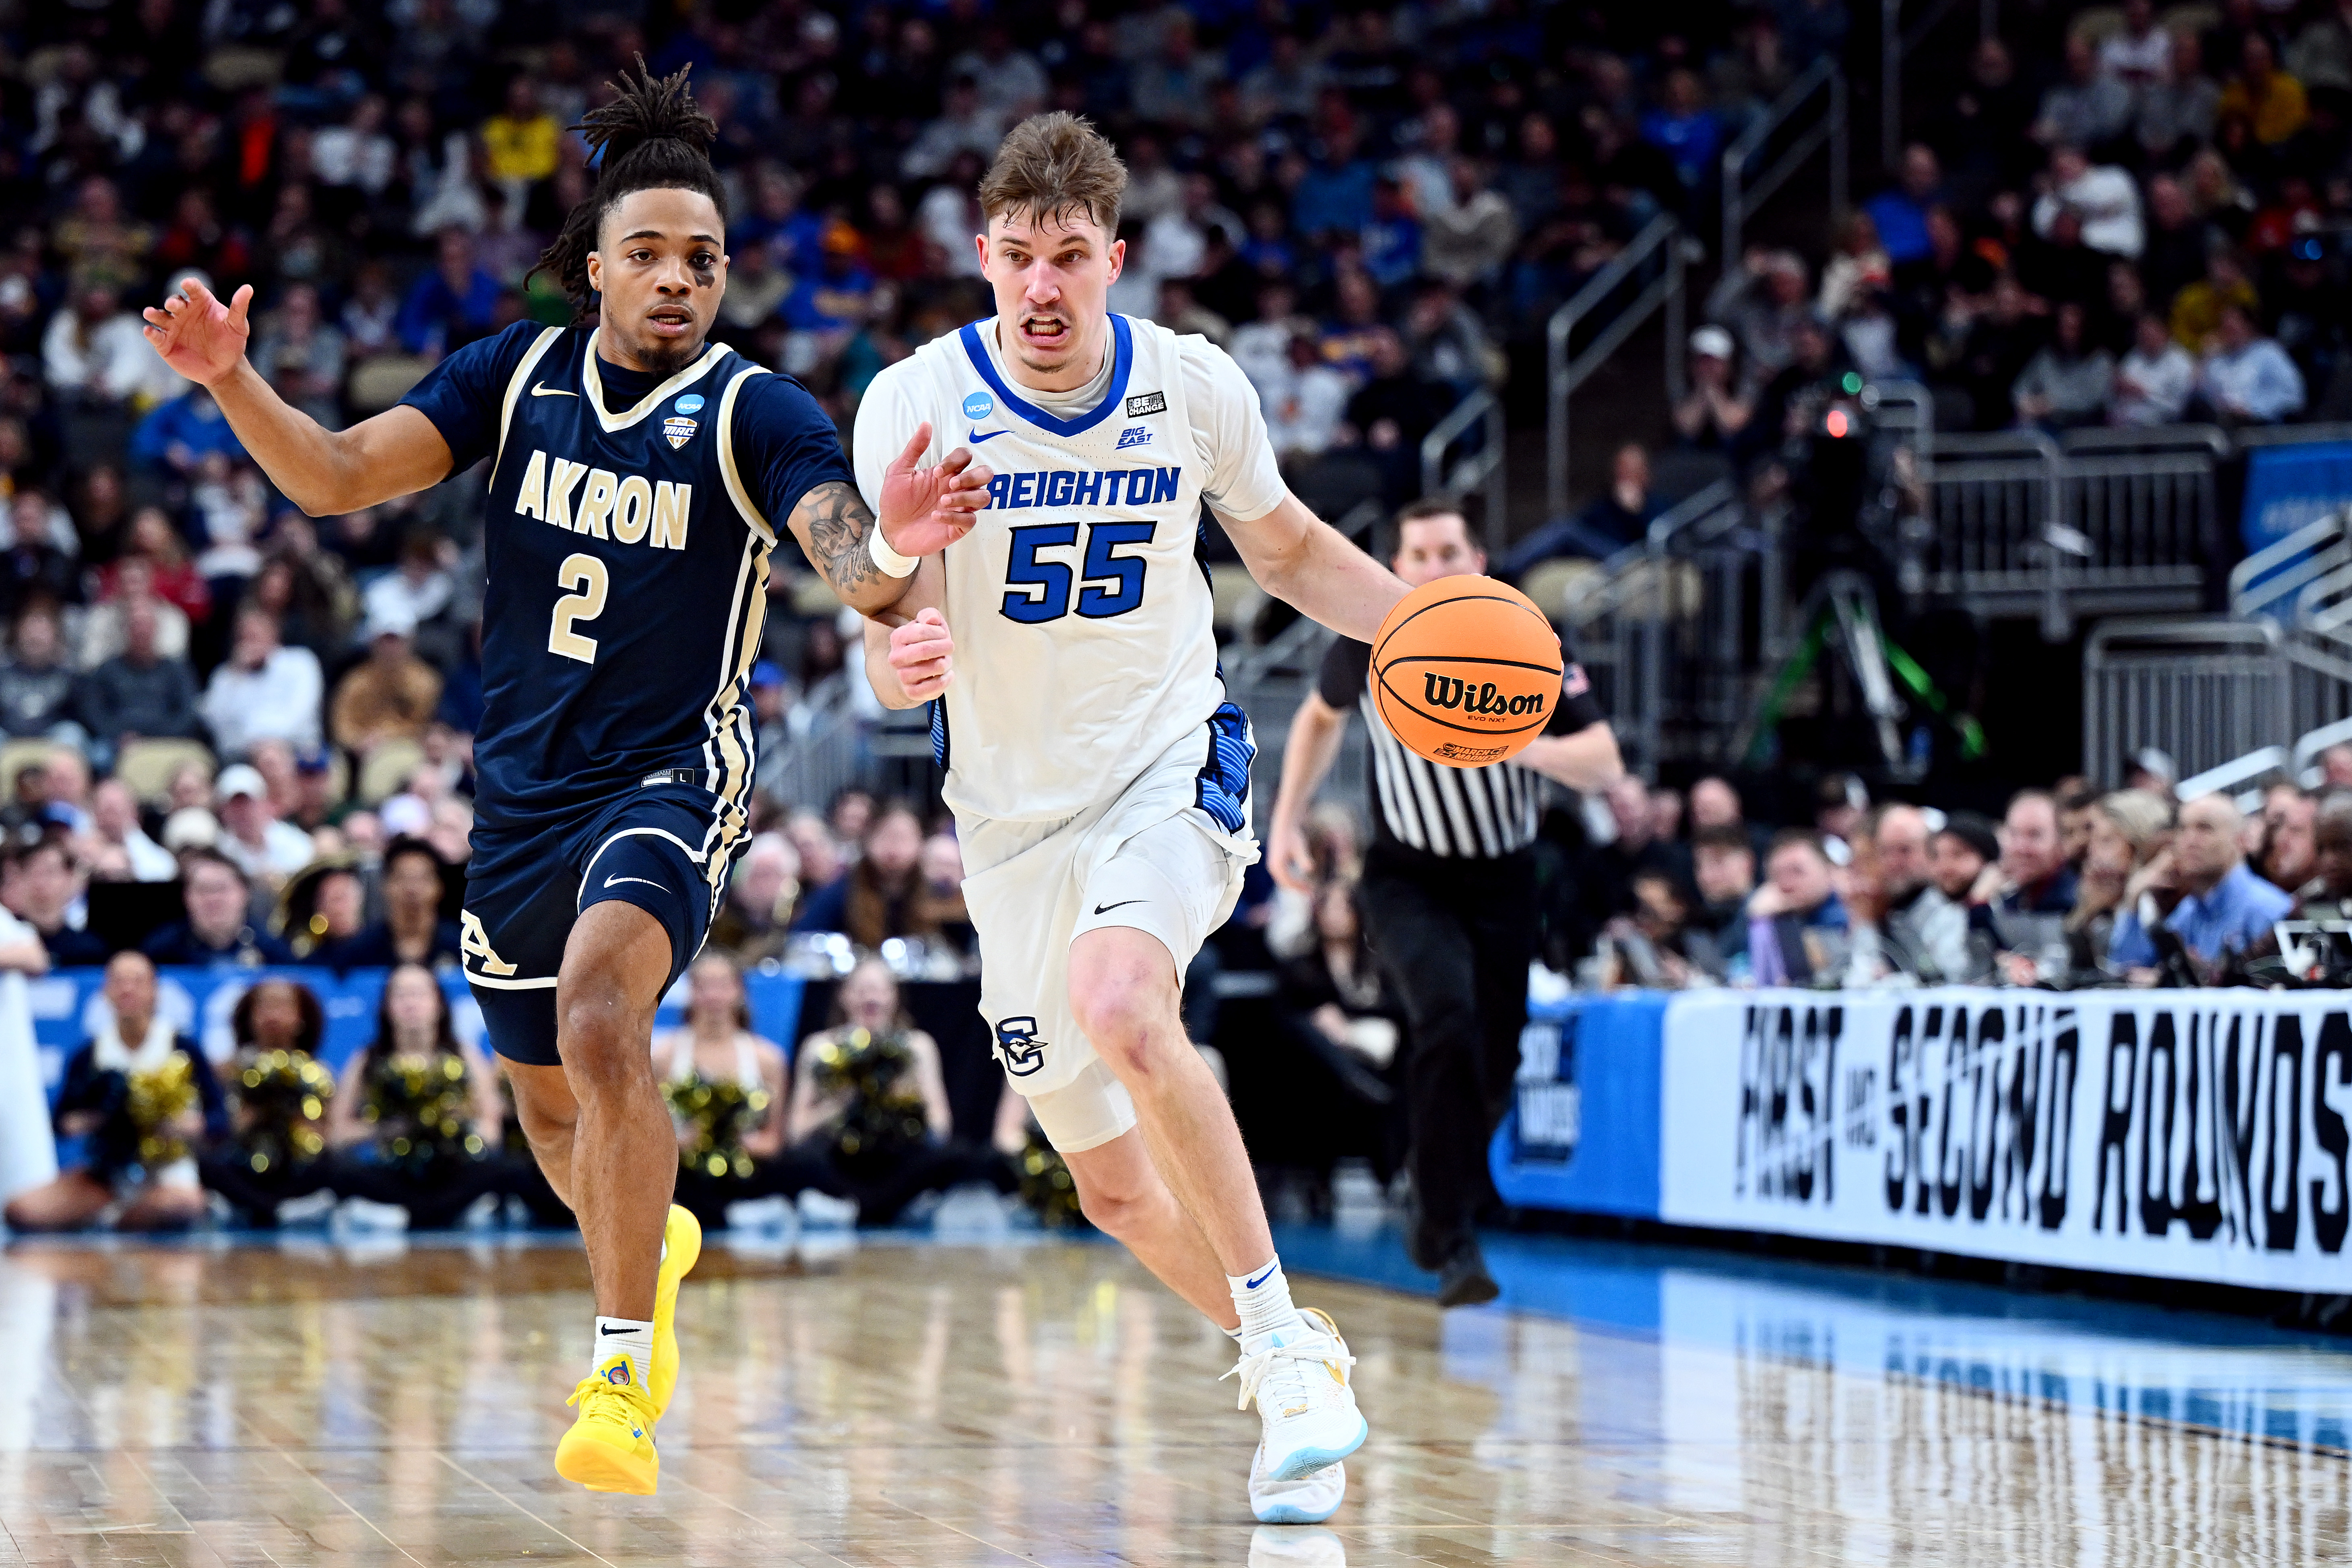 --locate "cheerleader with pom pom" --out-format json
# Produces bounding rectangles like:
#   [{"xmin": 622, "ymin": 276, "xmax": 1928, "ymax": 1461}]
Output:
[
  {"xmin": 326, "ymin": 964, "xmax": 508, "ymax": 1227},
  {"xmin": 198, "ymin": 978, "xmax": 340, "ymax": 1226},
  {"xmin": 5, "ymin": 952, "xmax": 227, "ymax": 1232},
  {"xmin": 659, "ymin": 954, "xmax": 791, "ymax": 1228},
  {"xmin": 780, "ymin": 956, "xmax": 1012, "ymax": 1225}
]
